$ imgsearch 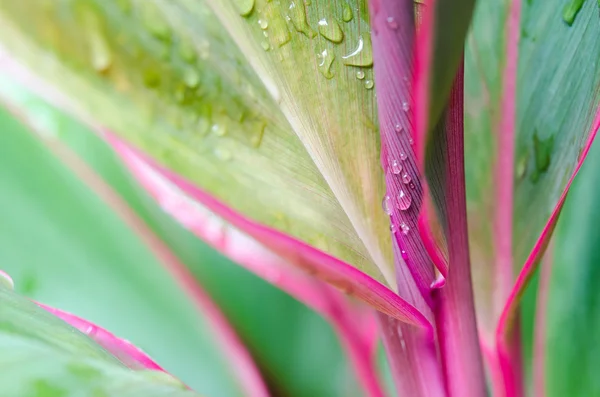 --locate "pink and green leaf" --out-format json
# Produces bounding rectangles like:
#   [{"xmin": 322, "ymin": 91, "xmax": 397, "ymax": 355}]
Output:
[
  {"xmin": 0, "ymin": 0, "xmax": 399, "ymax": 300},
  {"xmin": 0, "ymin": 283, "xmax": 202, "ymax": 397},
  {"xmin": 465, "ymin": 0, "xmax": 600, "ymax": 341},
  {"xmin": 0, "ymin": 95, "xmax": 385, "ymax": 397}
]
